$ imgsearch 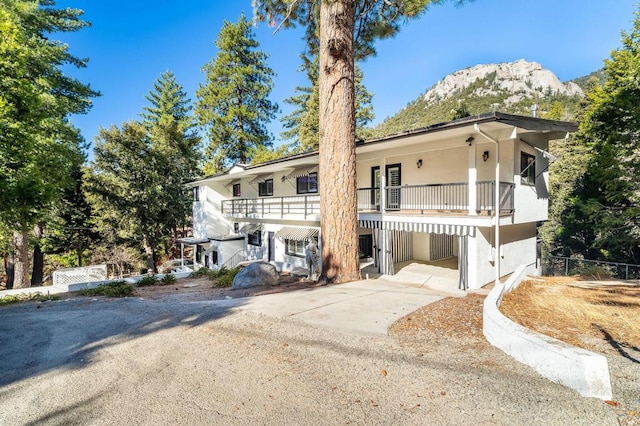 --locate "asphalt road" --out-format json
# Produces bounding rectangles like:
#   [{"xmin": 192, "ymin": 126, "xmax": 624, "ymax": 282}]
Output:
[{"xmin": 0, "ymin": 294, "xmax": 630, "ymax": 425}]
